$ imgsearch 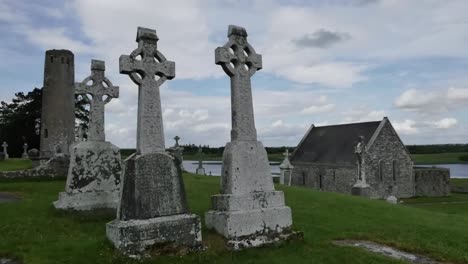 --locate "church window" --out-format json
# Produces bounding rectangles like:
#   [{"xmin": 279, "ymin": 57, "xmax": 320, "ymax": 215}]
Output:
[
  {"xmin": 392, "ymin": 160, "xmax": 398, "ymax": 181},
  {"xmin": 379, "ymin": 160, "xmax": 384, "ymax": 181}
]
